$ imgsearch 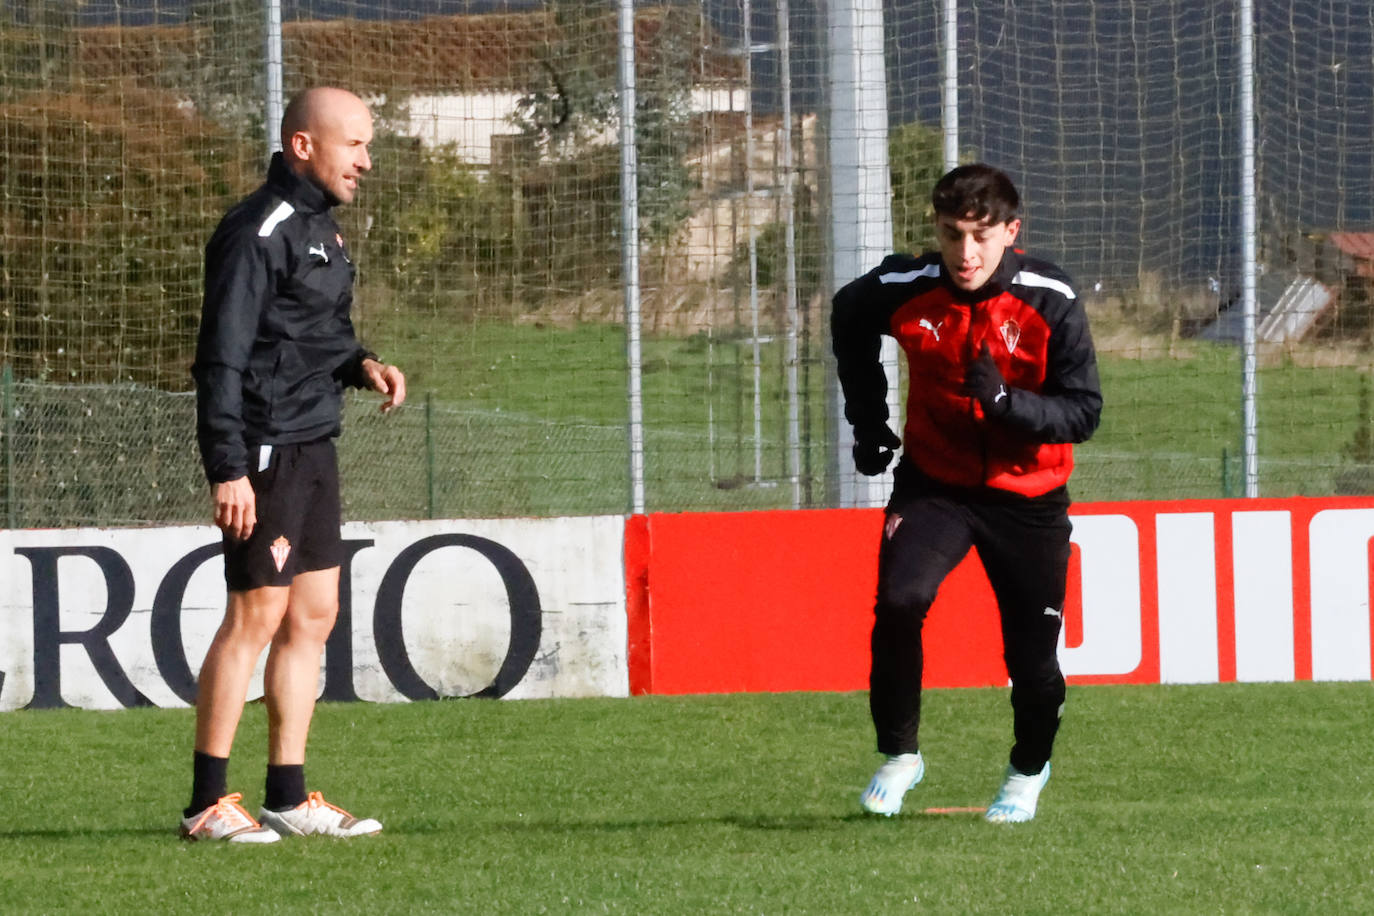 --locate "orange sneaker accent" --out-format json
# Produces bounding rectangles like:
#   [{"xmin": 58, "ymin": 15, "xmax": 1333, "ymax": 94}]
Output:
[
  {"xmin": 180, "ymin": 793, "xmax": 281, "ymax": 843},
  {"xmin": 306, "ymin": 791, "xmax": 351, "ymax": 818}
]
